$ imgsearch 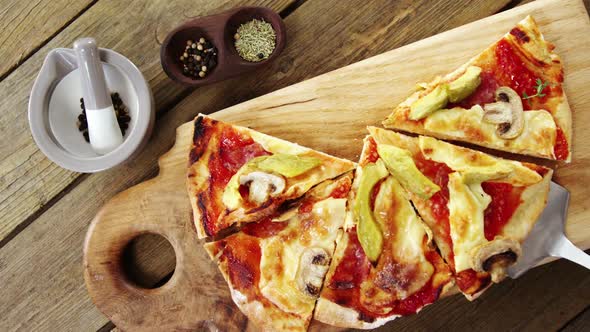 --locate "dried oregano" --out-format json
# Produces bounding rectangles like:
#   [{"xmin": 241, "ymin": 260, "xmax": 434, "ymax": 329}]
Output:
[{"xmin": 234, "ymin": 19, "xmax": 276, "ymax": 62}]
